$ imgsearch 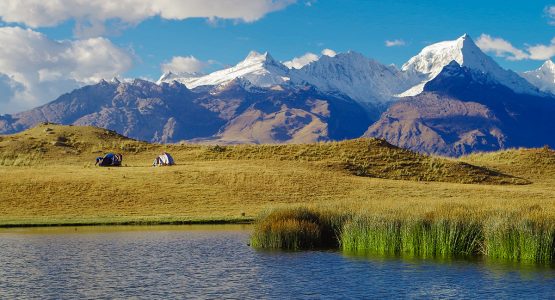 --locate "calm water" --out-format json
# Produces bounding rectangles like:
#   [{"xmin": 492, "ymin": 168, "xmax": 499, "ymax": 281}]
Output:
[{"xmin": 0, "ymin": 225, "xmax": 554, "ymax": 299}]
